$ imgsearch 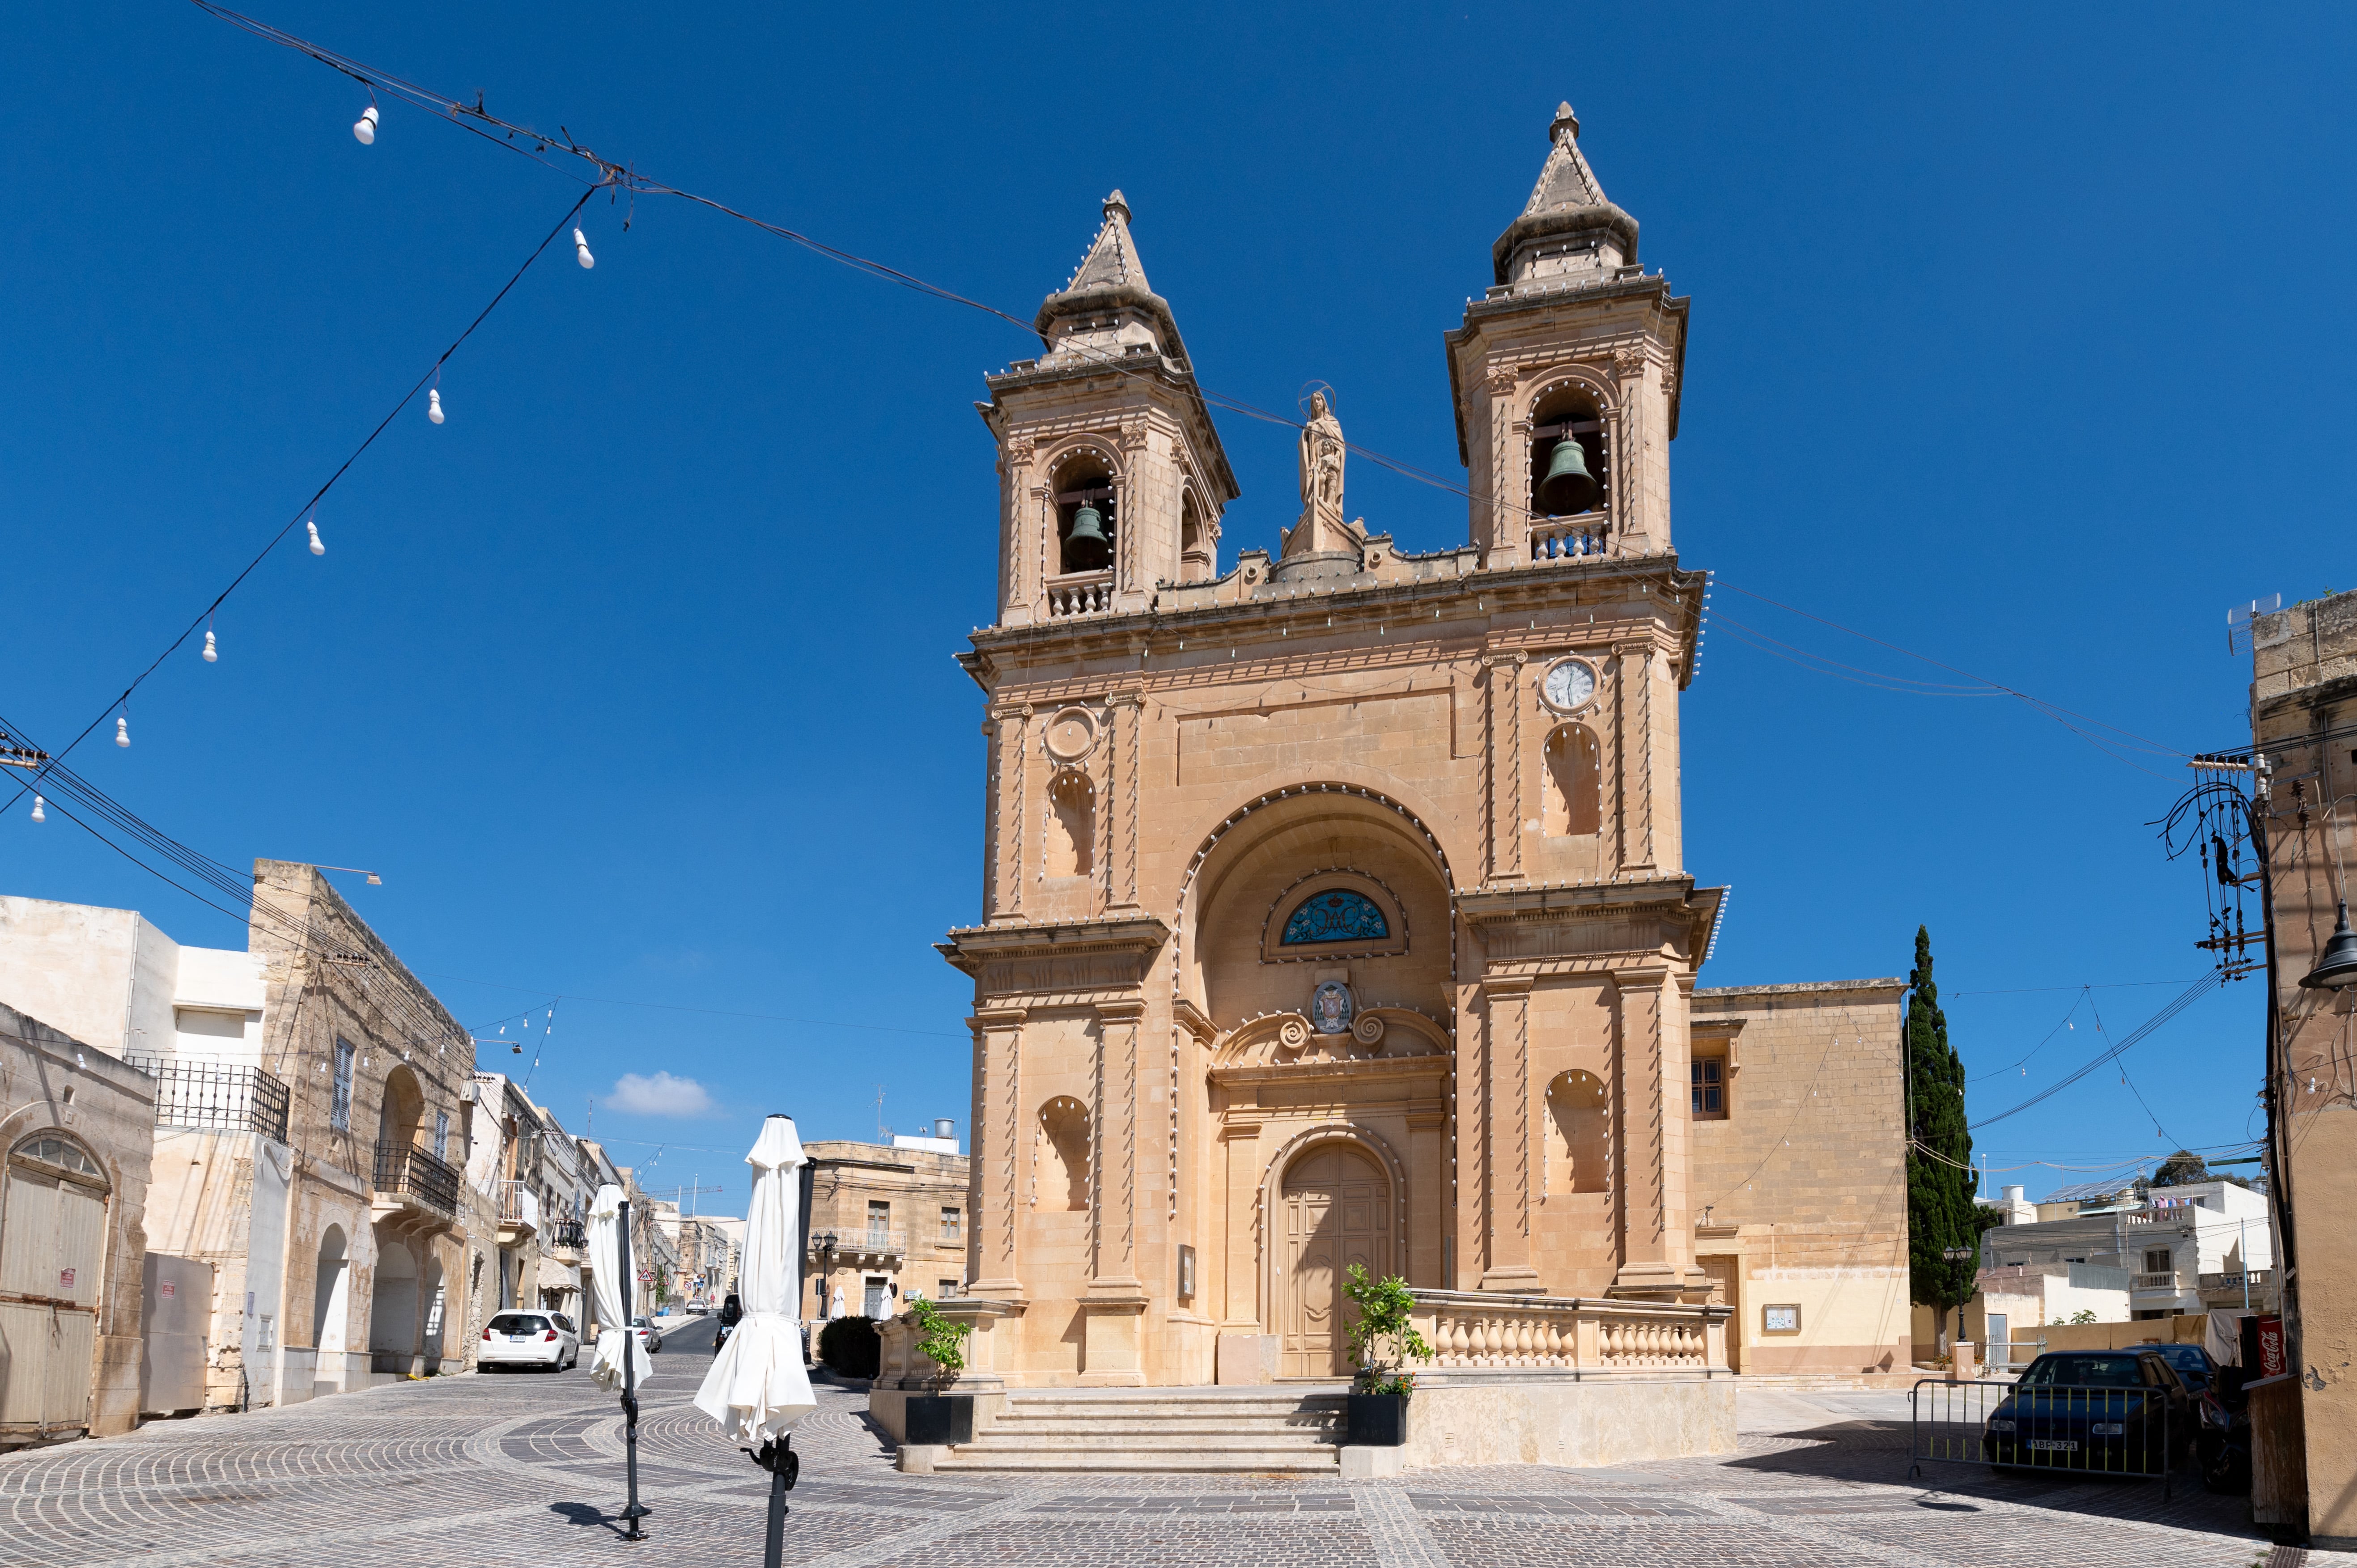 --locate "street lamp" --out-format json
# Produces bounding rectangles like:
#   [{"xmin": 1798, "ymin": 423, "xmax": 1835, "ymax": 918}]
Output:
[
  {"xmin": 811, "ymin": 1231, "xmax": 837, "ymax": 1318},
  {"xmin": 2300, "ymin": 902, "xmax": 2357, "ymax": 990}
]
